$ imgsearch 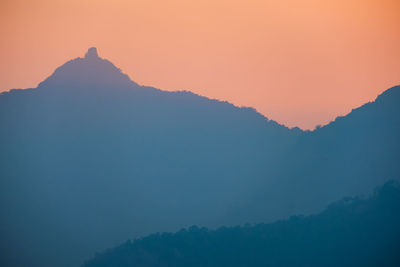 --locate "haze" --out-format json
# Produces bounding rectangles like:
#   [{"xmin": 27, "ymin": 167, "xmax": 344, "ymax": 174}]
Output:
[{"xmin": 1, "ymin": 0, "xmax": 399, "ymax": 129}]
